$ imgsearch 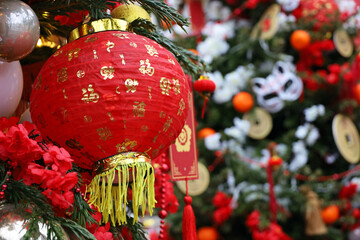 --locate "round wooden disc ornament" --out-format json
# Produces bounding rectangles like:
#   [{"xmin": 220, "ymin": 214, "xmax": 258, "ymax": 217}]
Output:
[
  {"xmin": 333, "ymin": 29, "xmax": 354, "ymax": 58},
  {"xmin": 250, "ymin": 4, "xmax": 280, "ymax": 40},
  {"xmin": 332, "ymin": 114, "xmax": 360, "ymax": 164},
  {"xmin": 243, "ymin": 107, "xmax": 273, "ymax": 140},
  {"xmin": 176, "ymin": 162, "xmax": 210, "ymax": 196}
]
